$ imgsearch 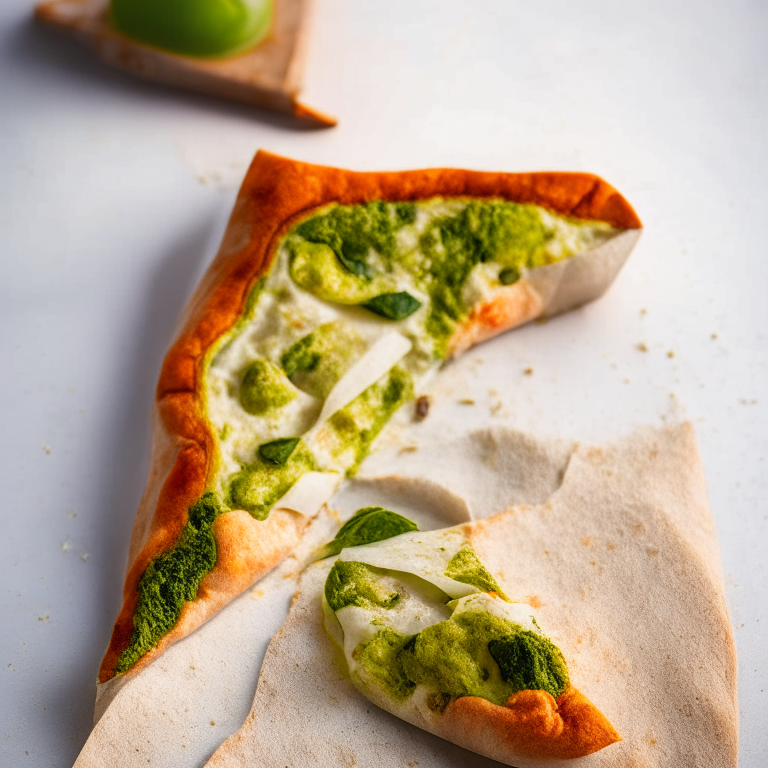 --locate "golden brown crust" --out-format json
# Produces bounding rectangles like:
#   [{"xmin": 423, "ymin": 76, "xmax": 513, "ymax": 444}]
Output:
[
  {"xmin": 441, "ymin": 686, "xmax": 621, "ymax": 760},
  {"xmin": 99, "ymin": 151, "xmax": 642, "ymax": 681}
]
